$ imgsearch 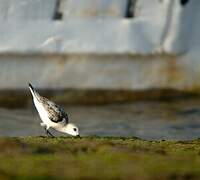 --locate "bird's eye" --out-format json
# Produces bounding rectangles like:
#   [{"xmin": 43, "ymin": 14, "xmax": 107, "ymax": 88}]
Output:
[{"xmin": 73, "ymin": 128, "xmax": 77, "ymax": 131}]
